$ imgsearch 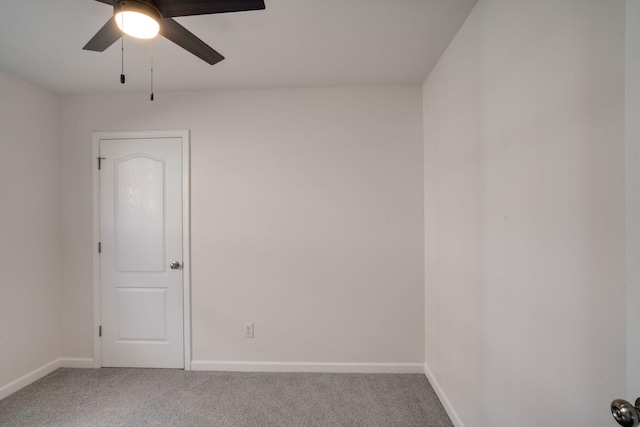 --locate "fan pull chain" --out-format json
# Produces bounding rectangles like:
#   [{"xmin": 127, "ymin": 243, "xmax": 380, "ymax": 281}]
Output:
[
  {"xmin": 120, "ymin": 4, "xmax": 125, "ymax": 84},
  {"xmin": 150, "ymin": 39, "xmax": 154, "ymax": 101},
  {"xmin": 120, "ymin": 36, "xmax": 125, "ymax": 84}
]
